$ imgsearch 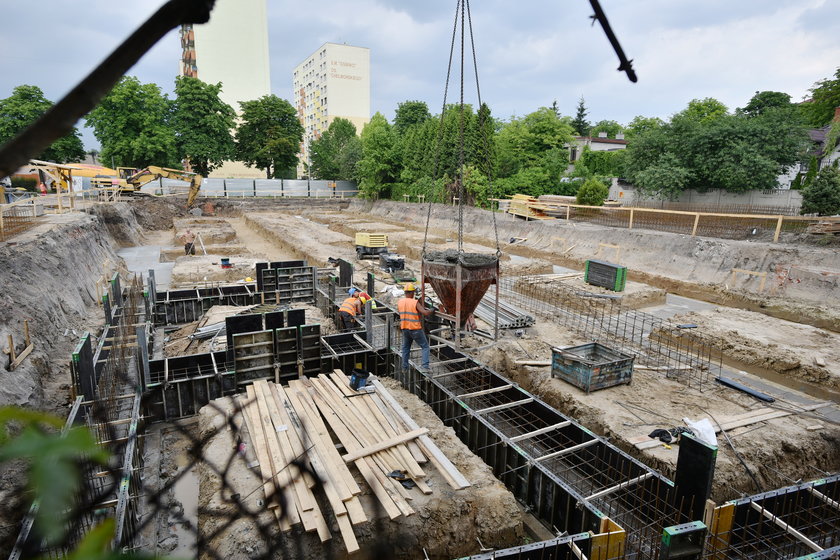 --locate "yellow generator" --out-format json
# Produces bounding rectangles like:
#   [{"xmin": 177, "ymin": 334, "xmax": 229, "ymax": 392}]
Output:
[{"xmin": 355, "ymin": 232, "xmax": 389, "ymax": 259}]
